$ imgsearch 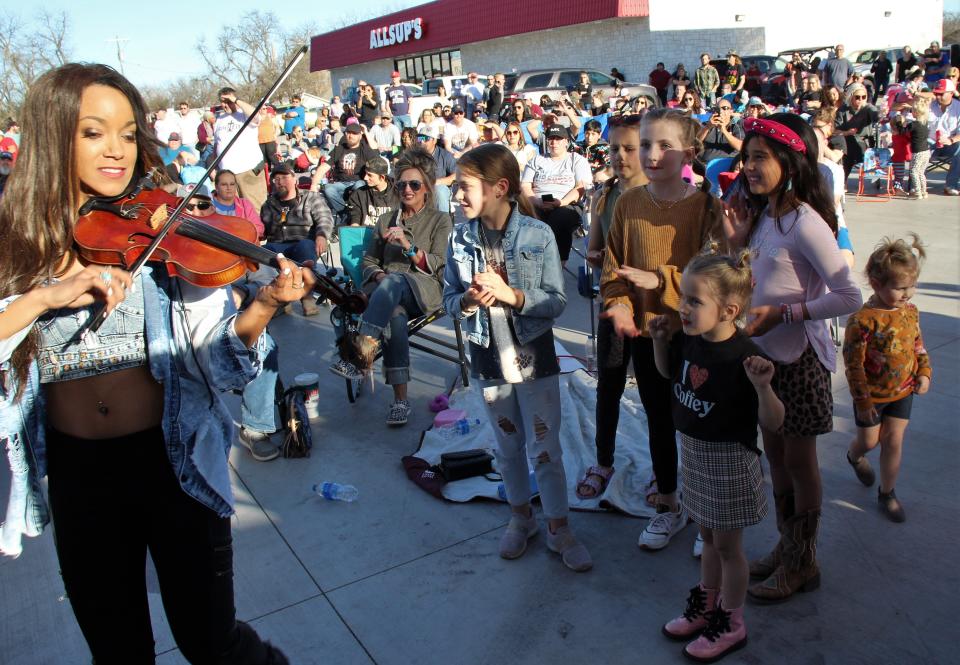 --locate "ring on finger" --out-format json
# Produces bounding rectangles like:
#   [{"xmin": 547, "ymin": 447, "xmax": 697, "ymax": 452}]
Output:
[{"xmin": 100, "ymin": 270, "xmax": 112, "ymax": 285}]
